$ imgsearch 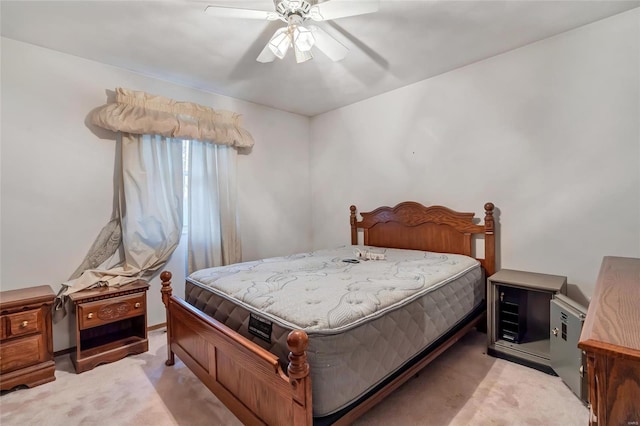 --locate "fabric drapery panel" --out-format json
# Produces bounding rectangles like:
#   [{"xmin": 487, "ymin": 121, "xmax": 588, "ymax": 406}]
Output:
[
  {"xmin": 90, "ymin": 88, "xmax": 254, "ymax": 149},
  {"xmin": 61, "ymin": 134, "xmax": 183, "ymax": 296},
  {"xmin": 55, "ymin": 88, "xmax": 246, "ymax": 320},
  {"xmin": 121, "ymin": 134, "xmax": 184, "ymax": 274},
  {"xmin": 188, "ymin": 141, "xmax": 241, "ymax": 273},
  {"xmin": 68, "ymin": 218, "xmax": 122, "ymax": 280}
]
